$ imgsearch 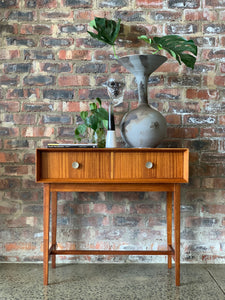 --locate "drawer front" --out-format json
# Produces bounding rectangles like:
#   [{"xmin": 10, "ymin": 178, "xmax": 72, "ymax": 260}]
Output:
[
  {"xmin": 40, "ymin": 151, "xmax": 111, "ymax": 180},
  {"xmin": 113, "ymin": 151, "xmax": 186, "ymax": 180}
]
